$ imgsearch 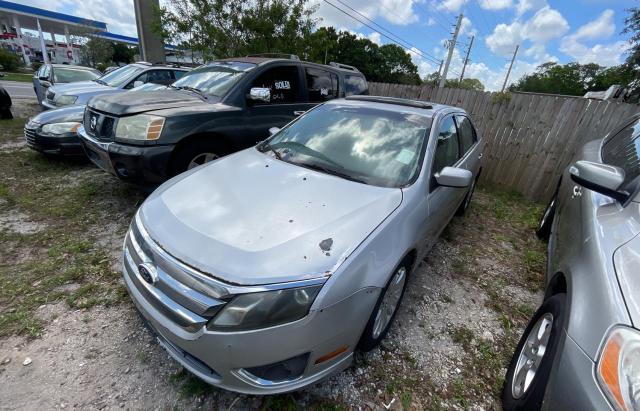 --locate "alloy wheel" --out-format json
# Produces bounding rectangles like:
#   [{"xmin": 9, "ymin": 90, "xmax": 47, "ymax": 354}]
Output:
[
  {"xmin": 511, "ymin": 313, "xmax": 554, "ymax": 399},
  {"xmin": 372, "ymin": 267, "xmax": 407, "ymax": 339},
  {"xmin": 187, "ymin": 152, "xmax": 218, "ymax": 170}
]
